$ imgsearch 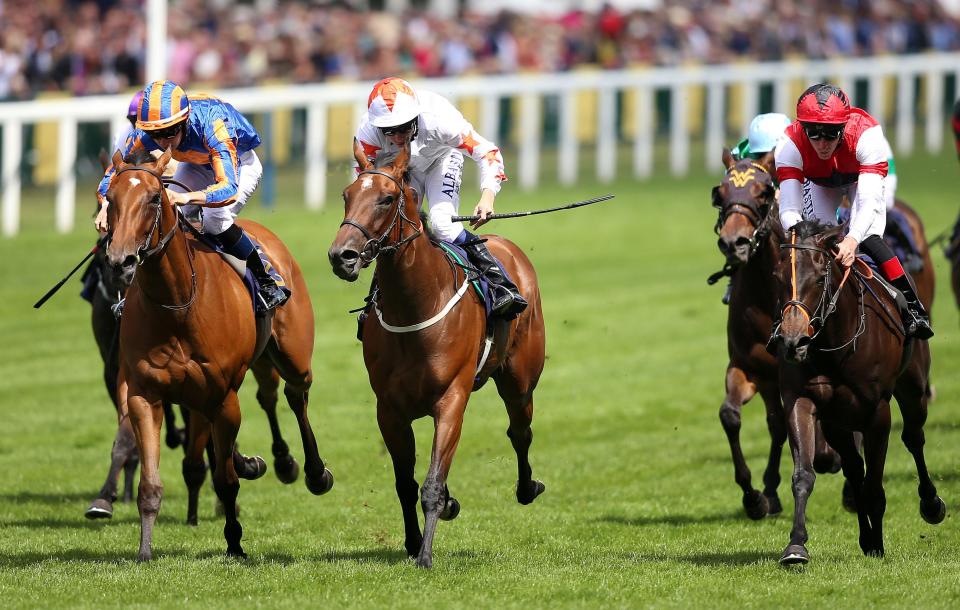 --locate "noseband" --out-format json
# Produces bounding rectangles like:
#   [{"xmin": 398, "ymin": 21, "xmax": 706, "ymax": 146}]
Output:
[{"xmin": 339, "ymin": 169, "xmax": 422, "ymax": 264}]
